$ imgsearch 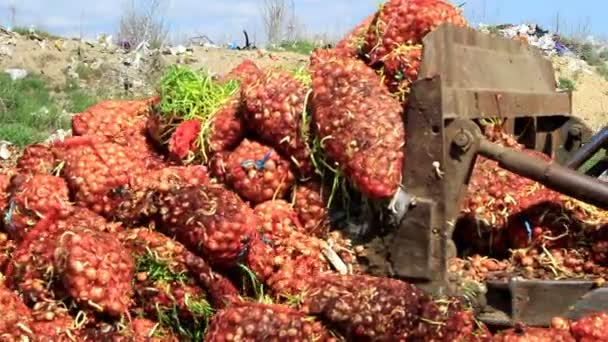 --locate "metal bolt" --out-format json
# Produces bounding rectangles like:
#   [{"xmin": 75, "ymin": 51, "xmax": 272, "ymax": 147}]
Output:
[
  {"xmin": 453, "ymin": 131, "xmax": 472, "ymax": 151},
  {"xmin": 568, "ymin": 124, "xmax": 582, "ymax": 138}
]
